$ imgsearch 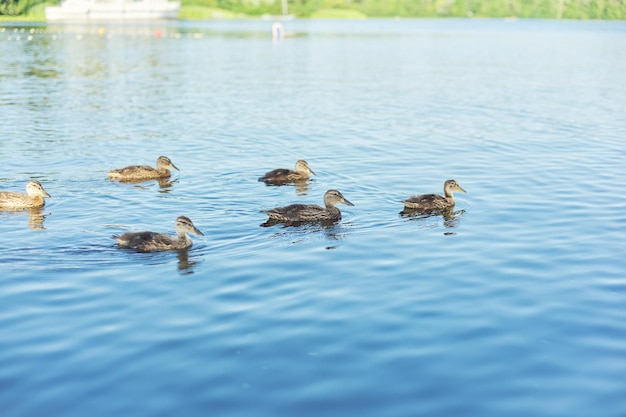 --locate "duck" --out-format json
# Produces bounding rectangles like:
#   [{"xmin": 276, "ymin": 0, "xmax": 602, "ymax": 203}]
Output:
[
  {"xmin": 113, "ymin": 216, "xmax": 203, "ymax": 252},
  {"xmin": 108, "ymin": 156, "xmax": 179, "ymax": 181},
  {"xmin": 403, "ymin": 179, "xmax": 466, "ymax": 211},
  {"xmin": 0, "ymin": 180, "xmax": 51, "ymax": 210},
  {"xmin": 262, "ymin": 189, "xmax": 354, "ymax": 224},
  {"xmin": 258, "ymin": 160, "xmax": 315, "ymax": 184}
]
